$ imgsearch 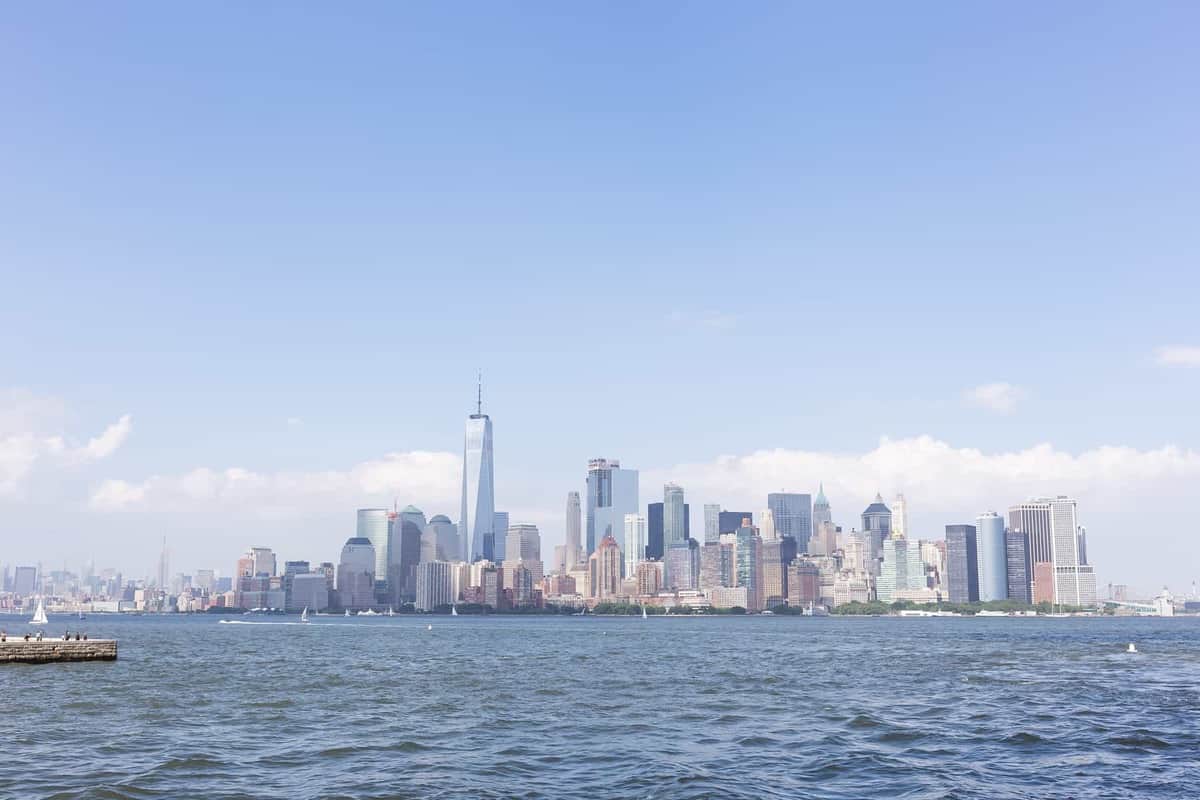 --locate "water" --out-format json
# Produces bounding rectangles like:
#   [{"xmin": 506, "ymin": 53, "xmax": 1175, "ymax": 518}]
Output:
[{"xmin": 2, "ymin": 614, "xmax": 1198, "ymax": 799}]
